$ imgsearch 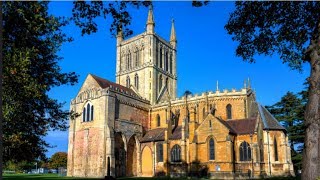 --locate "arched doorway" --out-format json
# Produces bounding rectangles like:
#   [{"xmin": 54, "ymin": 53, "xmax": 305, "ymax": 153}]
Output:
[
  {"xmin": 126, "ymin": 136, "xmax": 137, "ymax": 176},
  {"xmin": 141, "ymin": 146, "xmax": 153, "ymax": 177},
  {"xmin": 115, "ymin": 132, "xmax": 126, "ymax": 177}
]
